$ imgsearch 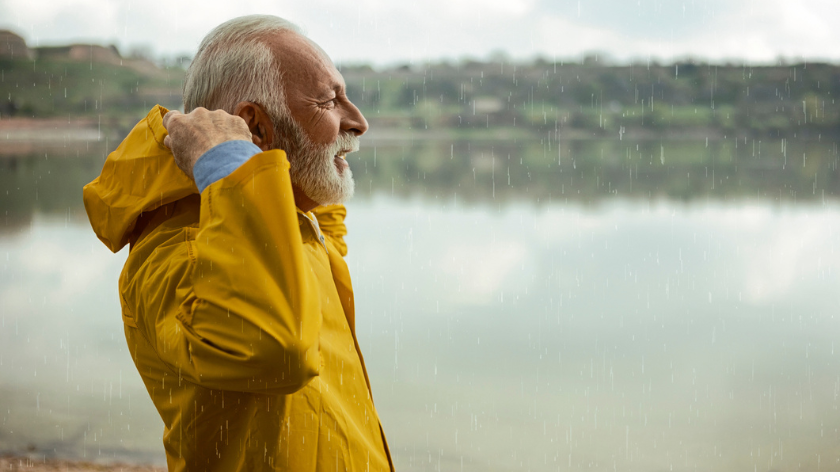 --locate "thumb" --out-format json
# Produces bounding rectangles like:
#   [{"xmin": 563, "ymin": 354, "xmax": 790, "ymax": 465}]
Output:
[{"xmin": 162, "ymin": 109, "xmax": 180, "ymax": 130}]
